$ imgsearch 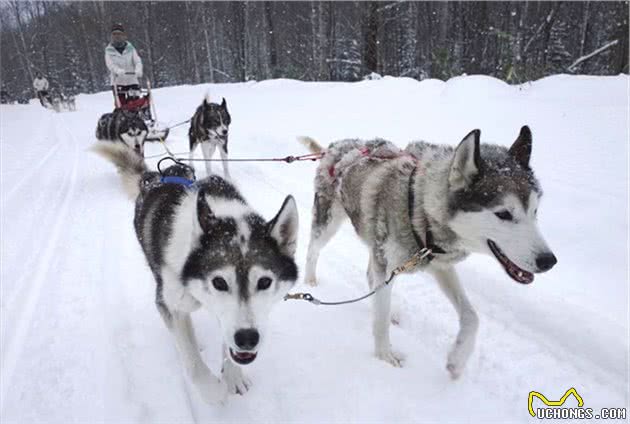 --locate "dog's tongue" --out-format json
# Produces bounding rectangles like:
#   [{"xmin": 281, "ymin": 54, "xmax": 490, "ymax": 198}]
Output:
[
  {"xmin": 488, "ymin": 240, "xmax": 534, "ymax": 284},
  {"xmin": 507, "ymin": 262, "xmax": 534, "ymax": 284}
]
